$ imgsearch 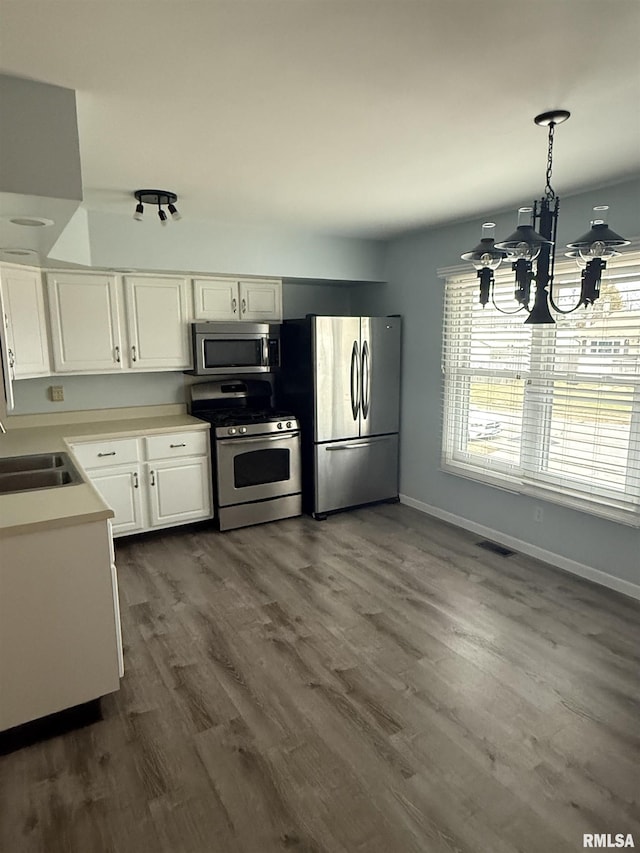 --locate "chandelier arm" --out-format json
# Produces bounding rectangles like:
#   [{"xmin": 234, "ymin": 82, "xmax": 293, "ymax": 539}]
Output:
[
  {"xmin": 490, "ymin": 290, "xmax": 526, "ymax": 315},
  {"xmin": 547, "ymin": 287, "xmax": 582, "ymax": 315}
]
